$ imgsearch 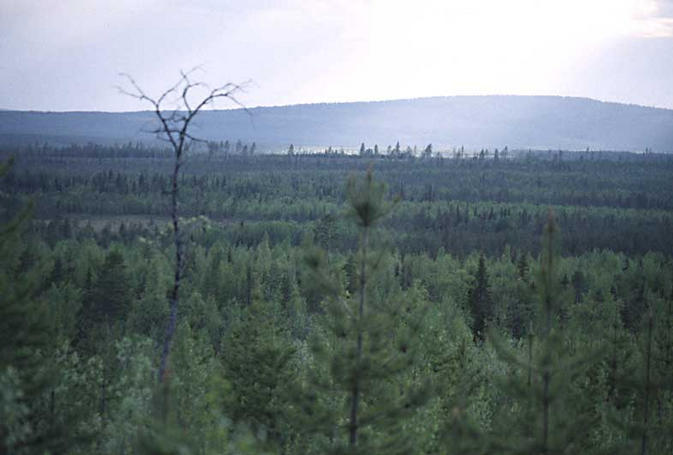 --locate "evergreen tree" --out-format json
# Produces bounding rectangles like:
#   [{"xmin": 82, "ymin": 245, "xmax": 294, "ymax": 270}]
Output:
[
  {"xmin": 80, "ymin": 249, "xmax": 131, "ymax": 330},
  {"xmin": 488, "ymin": 212, "xmax": 598, "ymax": 454},
  {"xmin": 468, "ymin": 254, "xmax": 493, "ymax": 341},
  {"xmin": 423, "ymin": 144, "xmax": 433, "ymax": 159},
  {"xmin": 606, "ymin": 289, "xmax": 673, "ymax": 454},
  {"xmin": 301, "ymin": 170, "xmax": 429, "ymax": 454},
  {"xmin": 221, "ymin": 296, "xmax": 297, "ymax": 451},
  {"xmin": 0, "ymin": 159, "xmax": 68, "ymax": 453},
  {"xmin": 516, "ymin": 253, "xmax": 529, "ymax": 282}
]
